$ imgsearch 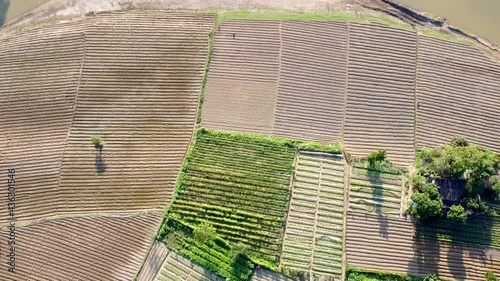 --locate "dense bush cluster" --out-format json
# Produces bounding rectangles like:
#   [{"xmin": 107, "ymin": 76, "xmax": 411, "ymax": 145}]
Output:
[{"xmin": 346, "ymin": 268, "xmax": 441, "ymax": 281}]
